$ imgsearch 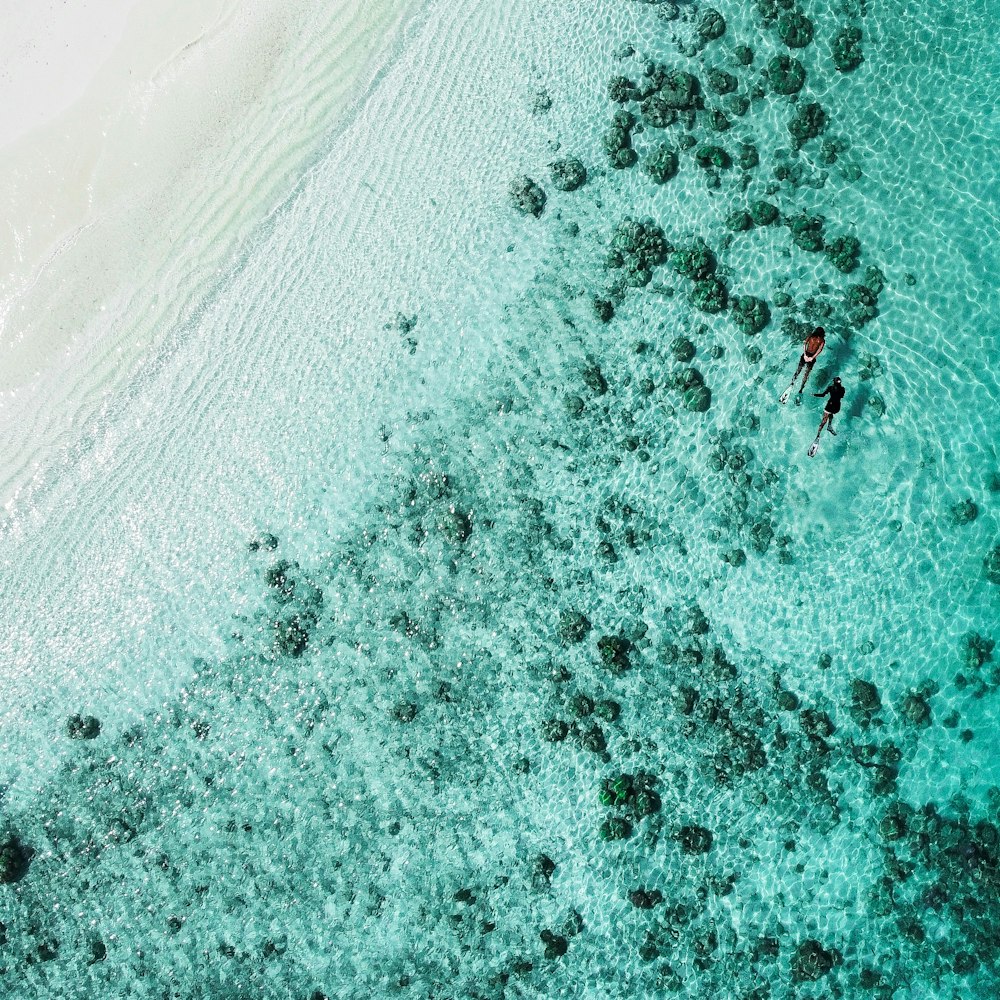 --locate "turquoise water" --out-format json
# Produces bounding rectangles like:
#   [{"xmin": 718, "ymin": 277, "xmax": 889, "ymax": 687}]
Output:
[{"xmin": 1, "ymin": 0, "xmax": 998, "ymax": 996}]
